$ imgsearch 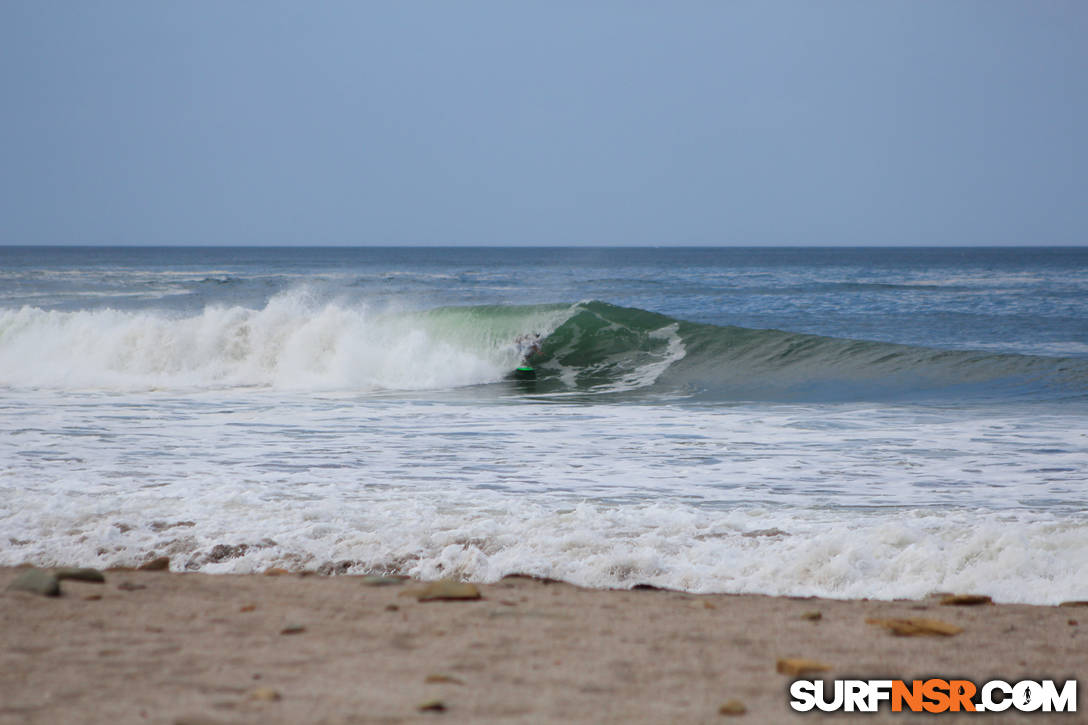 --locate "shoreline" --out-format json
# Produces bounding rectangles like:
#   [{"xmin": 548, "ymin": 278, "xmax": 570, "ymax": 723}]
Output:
[{"xmin": 2, "ymin": 566, "xmax": 1083, "ymax": 724}]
